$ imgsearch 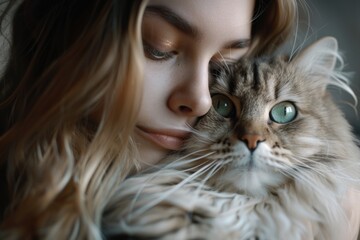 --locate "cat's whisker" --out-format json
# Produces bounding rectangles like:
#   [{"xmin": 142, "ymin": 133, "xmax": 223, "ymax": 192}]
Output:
[
  {"xmin": 216, "ymin": 51, "xmax": 232, "ymax": 72},
  {"xmin": 186, "ymin": 161, "xmax": 214, "ymax": 183},
  {"xmin": 192, "ymin": 160, "xmax": 226, "ymax": 200},
  {"xmin": 264, "ymin": 155, "xmax": 291, "ymax": 170},
  {"xmin": 125, "ymin": 152, "xmax": 215, "ymax": 216},
  {"xmin": 292, "ymin": 173, "xmax": 345, "ymax": 213},
  {"xmin": 193, "ymin": 159, "xmax": 233, "ymax": 198},
  {"xmin": 201, "ymin": 159, "xmax": 228, "ymax": 184},
  {"xmin": 174, "ymin": 158, "xmax": 215, "ymax": 174},
  {"xmin": 166, "ymin": 159, "xmax": 232, "ymax": 214},
  {"xmin": 266, "ymin": 154, "xmax": 332, "ymax": 187},
  {"xmin": 185, "ymin": 123, "xmax": 208, "ymax": 138},
  {"xmin": 128, "ymin": 160, "xmax": 221, "ymax": 218},
  {"xmin": 165, "ymin": 152, "xmax": 216, "ymax": 171},
  {"xmin": 288, "ymin": 156, "xmax": 331, "ymax": 179},
  {"xmin": 283, "ymin": 162, "xmax": 354, "ymax": 202},
  {"xmin": 292, "ymin": 154, "xmax": 357, "ymax": 182},
  {"xmin": 190, "ymin": 136, "xmax": 215, "ymax": 146},
  {"xmin": 186, "ymin": 125, "xmax": 218, "ymax": 144},
  {"xmin": 284, "ymin": 168, "xmax": 328, "ymax": 195},
  {"xmin": 137, "ymin": 149, "xmax": 212, "ymax": 174},
  {"xmin": 167, "ymin": 149, "xmax": 214, "ymax": 164},
  {"xmin": 140, "ymin": 141, "xmax": 217, "ymax": 171},
  {"xmin": 324, "ymin": 164, "xmax": 360, "ymax": 184}
]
